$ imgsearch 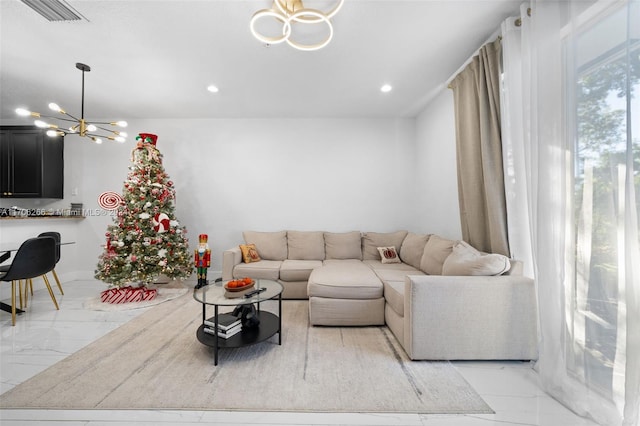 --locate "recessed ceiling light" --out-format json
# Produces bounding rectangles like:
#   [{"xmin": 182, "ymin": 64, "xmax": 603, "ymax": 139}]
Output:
[
  {"xmin": 207, "ymin": 85, "xmax": 219, "ymax": 93},
  {"xmin": 380, "ymin": 84, "xmax": 392, "ymax": 93}
]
